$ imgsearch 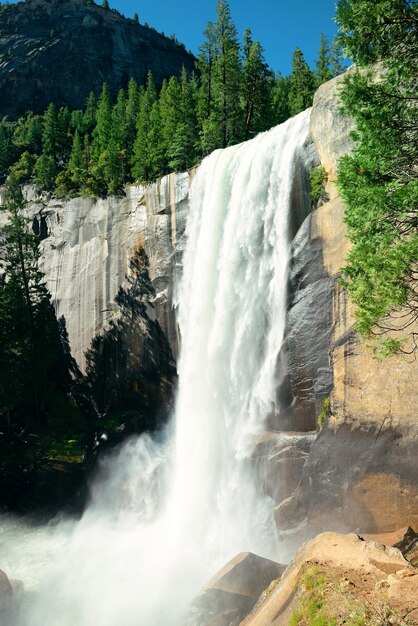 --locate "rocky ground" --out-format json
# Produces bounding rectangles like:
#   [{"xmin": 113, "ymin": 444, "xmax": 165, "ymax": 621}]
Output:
[{"xmin": 187, "ymin": 529, "xmax": 418, "ymax": 626}]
